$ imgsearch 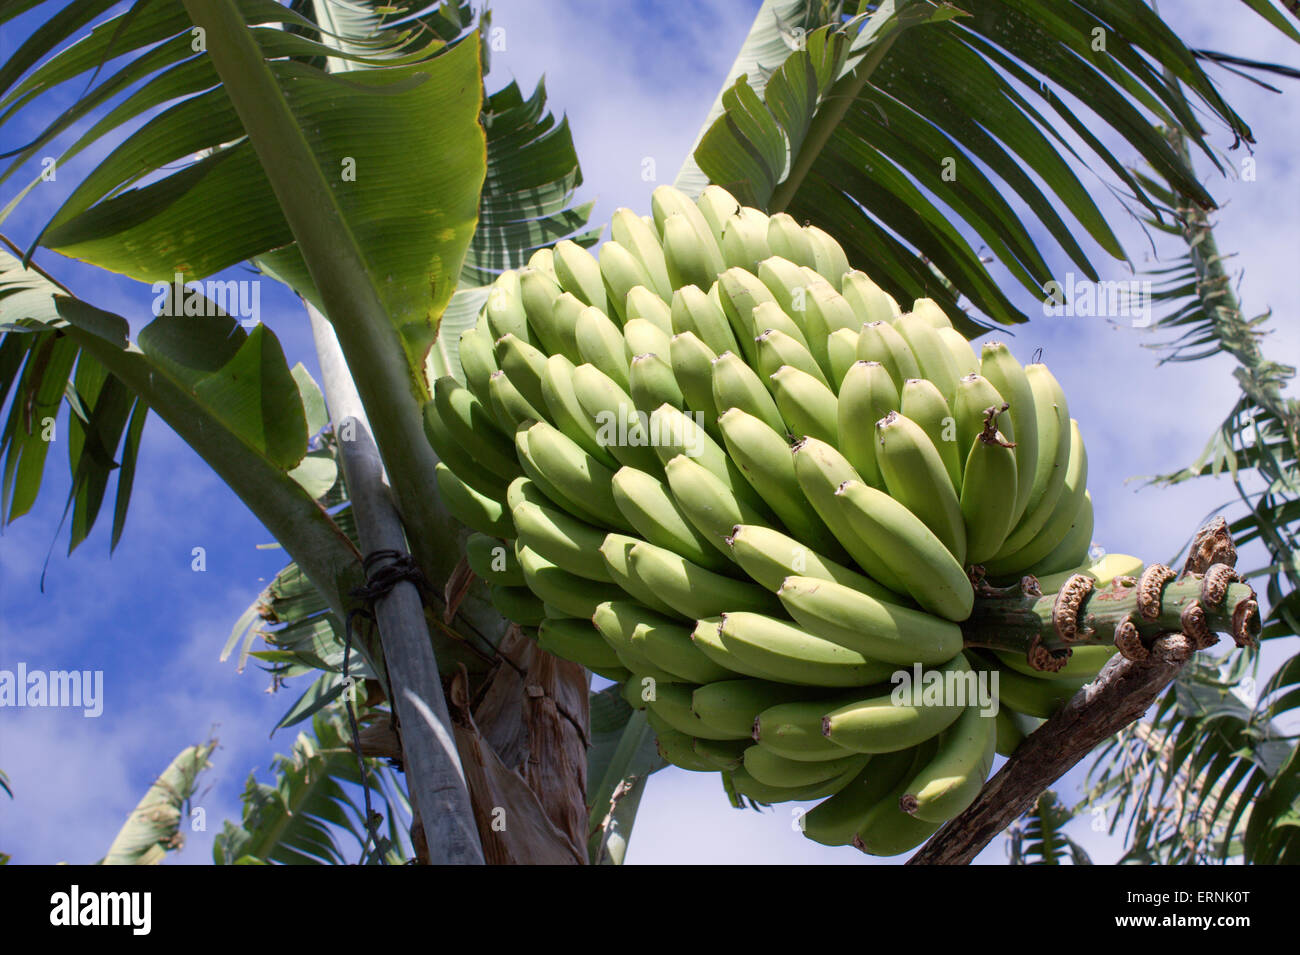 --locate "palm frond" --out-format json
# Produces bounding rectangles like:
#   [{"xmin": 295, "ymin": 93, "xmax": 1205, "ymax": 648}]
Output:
[
  {"xmin": 1007, "ymin": 791, "xmax": 1092, "ymax": 865},
  {"xmin": 99, "ymin": 740, "xmax": 216, "ymax": 865}
]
